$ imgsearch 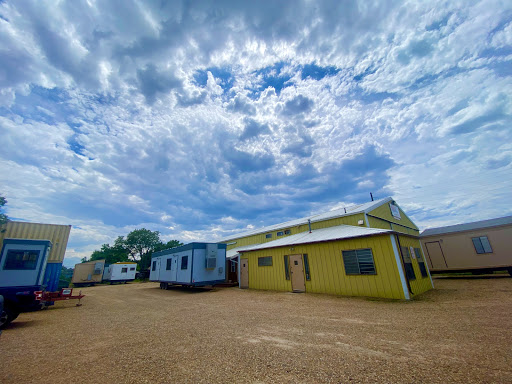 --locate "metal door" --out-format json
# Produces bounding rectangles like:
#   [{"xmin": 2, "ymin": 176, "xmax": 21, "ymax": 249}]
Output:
[
  {"xmin": 240, "ymin": 259, "xmax": 249, "ymax": 289},
  {"xmin": 171, "ymin": 256, "xmax": 178, "ymax": 282},
  {"xmin": 289, "ymin": 254, "xmax": 305, "ymax": 292},
  {"xmin": 153, "ymin": 257, "xmax": 161, "ymax": 280},
  {"xmin": 425, "ymin": 241, "xmax": 448, "ymax": 270}
]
